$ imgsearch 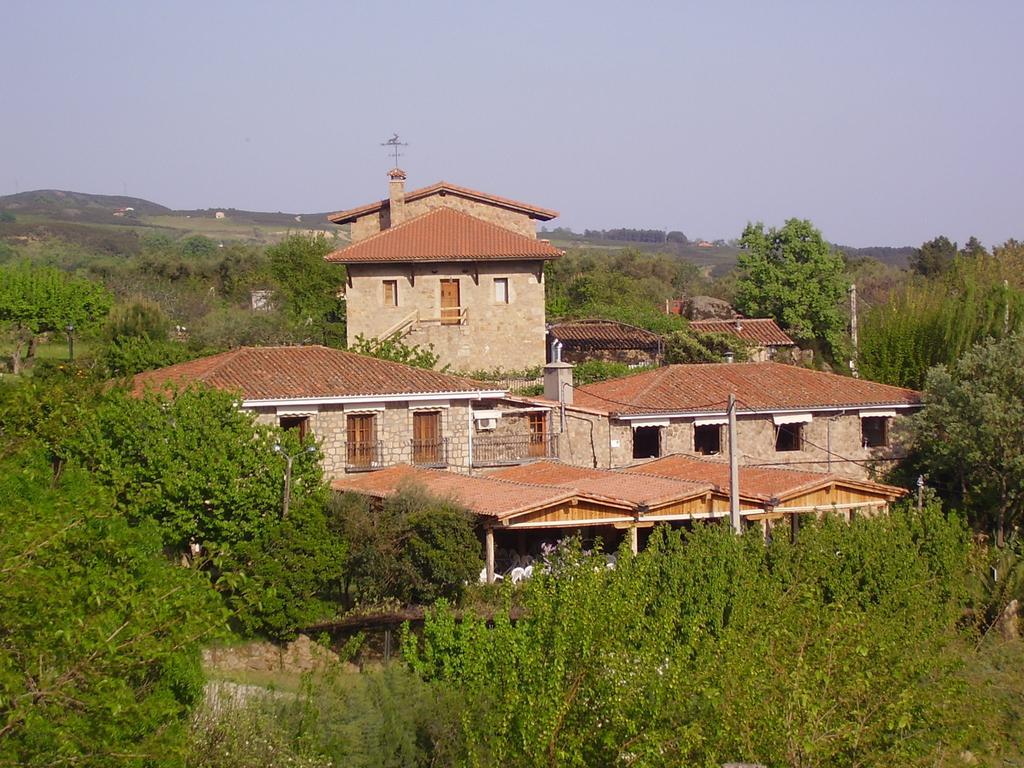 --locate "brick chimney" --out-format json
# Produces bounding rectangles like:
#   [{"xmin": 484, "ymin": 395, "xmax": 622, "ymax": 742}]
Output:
[{"xmin": 387, "ymin": 168, "xmax": 407, "ymax": 228}]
